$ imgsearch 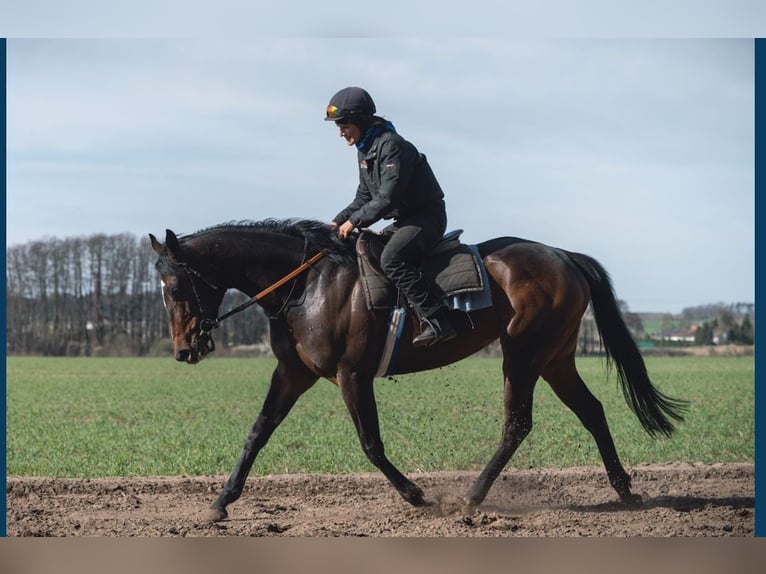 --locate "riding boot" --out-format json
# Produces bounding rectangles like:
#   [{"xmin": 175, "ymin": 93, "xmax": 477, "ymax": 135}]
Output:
[{"xmin": 412, "ymin": 307, "xmax": 457, "ymax": 348}]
